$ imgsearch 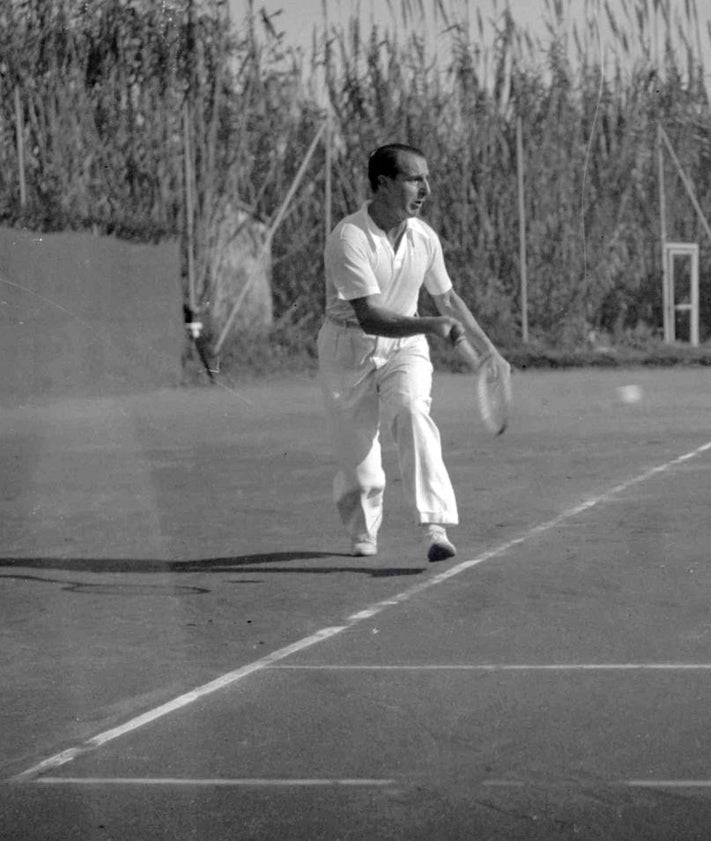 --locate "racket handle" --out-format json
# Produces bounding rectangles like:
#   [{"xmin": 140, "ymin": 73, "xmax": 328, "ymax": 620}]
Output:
[{"xmin": 453, "ymin": 336, "xmax": 486, "ymax": 371}]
